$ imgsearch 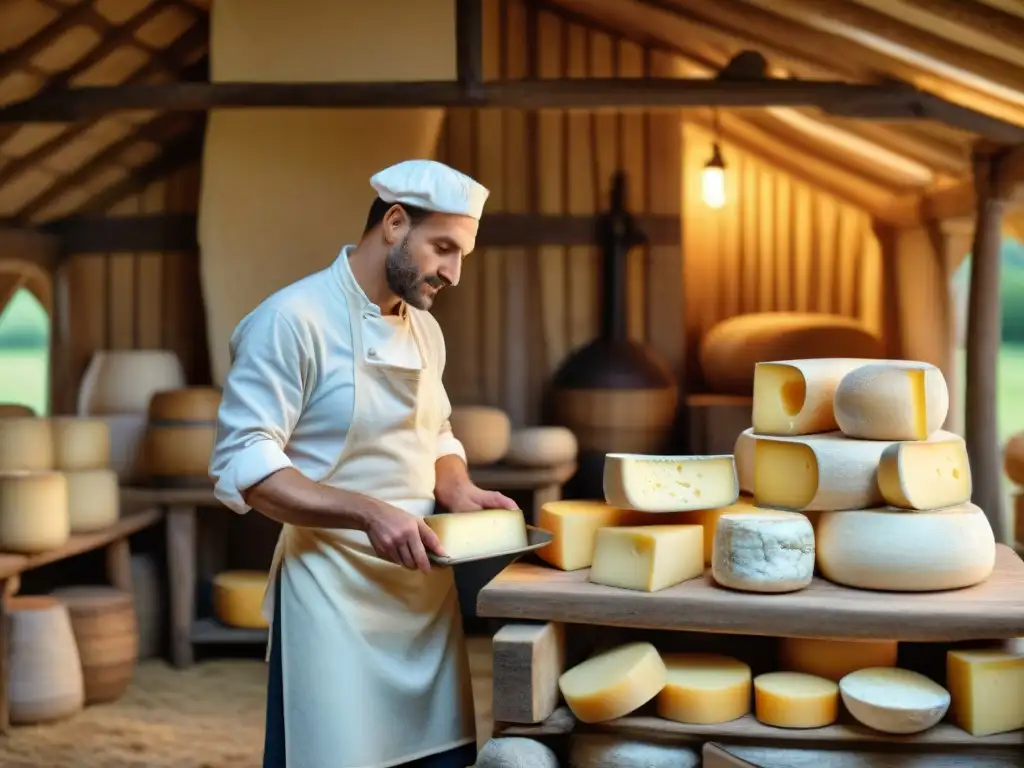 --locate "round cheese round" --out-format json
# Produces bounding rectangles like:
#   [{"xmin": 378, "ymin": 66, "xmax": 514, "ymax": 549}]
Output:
[
  {"xmin": 833, "ymin": 360, "xmax": 949, "ymax": 441},
  {"xmin": 64, "ymin": 469, "xmax": 119, "ymax": 533},
  {"xmin": 1005, "ymin": 431, "xmax": 1024, "ymax": 485},
  {"xmin": 712, "ymin": 511, "xmax": 815, "ymax": 593},
  {"xmin": 816, "ymin": 503, "xmax": 995, "ymax": 591},
  {"xmin": 558, "ymin": 641, "xmax": 666, "ymax": 723},
  {"xmin": 212, "ymin": 571, "xmax": 269, "ymax": 629},
  {"xmin": 51, "ymin": 418, "xmax": 110, "ymax": 471},
  {"xmin": 778, "ymin": 637, "xmax": 898, "ymax": 682},
  {"xmin": 753, "ymin": 671, "xmax": 838, "ymax": 728},
  {"xmin": 0, "ymin": 418, "xmax": 53, "ymax": 472},
  {"xmin": 0, "ymin": 472, "xmax": 70, "ymax": 553},
  {"xmin": 504, "ymin": 427, "xmax": 577, "ymax": 467},
  {"xmin": 839, "ymin": 667, "xmax": 950, "ymax": 734},
  {"xmin": 448, "ymin": 406, "xmax": 511, "ymax": 465},
  {"xmin": 656, "ymin": 652, "xmax": 751, "ymax": 724},
  {"xmin": 147, "ymin": 387, "xmax": 222, "ymax": 422}
]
